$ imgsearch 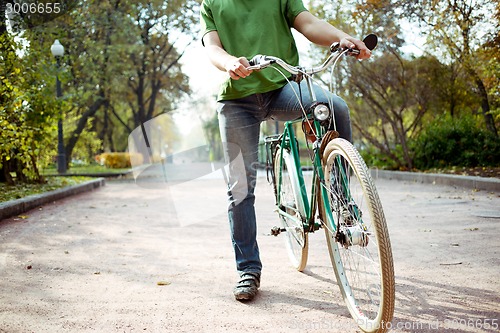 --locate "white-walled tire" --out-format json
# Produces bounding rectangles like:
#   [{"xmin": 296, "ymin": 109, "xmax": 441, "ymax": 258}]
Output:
[{"xmin": 321, "ymin": 138, "xmax": 395, "ymax": 333}]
